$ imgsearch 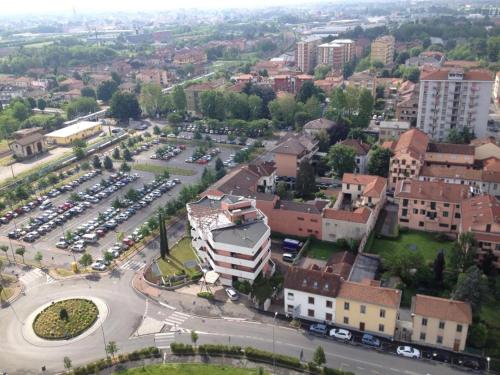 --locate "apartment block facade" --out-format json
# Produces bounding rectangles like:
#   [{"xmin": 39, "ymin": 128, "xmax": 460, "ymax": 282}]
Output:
[
  {"xmin": 317, "ymin": 39, "xmax": 355, "ymax": 72},
  {"xmin": 370, "ymin": 35, "xmax": 395, "ymax": 65},
  {"xmin": 295, "ymin": 36, "xmax": 322, "ymax": 74},
  {"xmin": 417, "ymin": 69, "xmax": 493, "ymax": 141}
]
